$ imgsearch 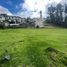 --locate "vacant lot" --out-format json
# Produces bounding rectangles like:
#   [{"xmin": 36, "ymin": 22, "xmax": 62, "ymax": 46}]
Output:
[{"xmin": 0, "ymin": 28, "xmax": 67, "ymax": 67}]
